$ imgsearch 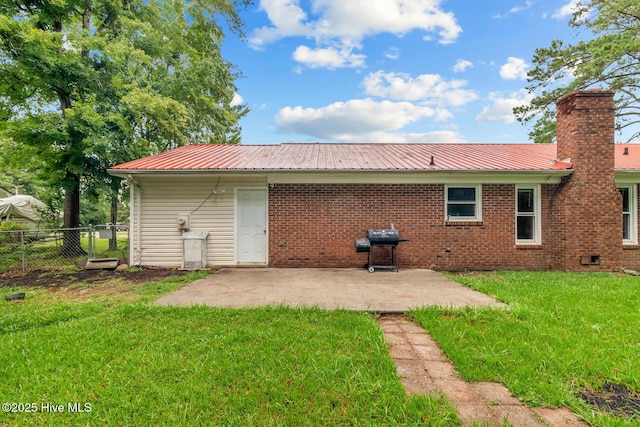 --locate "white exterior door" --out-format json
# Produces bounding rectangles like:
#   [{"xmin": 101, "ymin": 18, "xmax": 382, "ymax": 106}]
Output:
[{"xmin": 237, "ymin": 189, "xmax": 267, "ymax": 263}]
